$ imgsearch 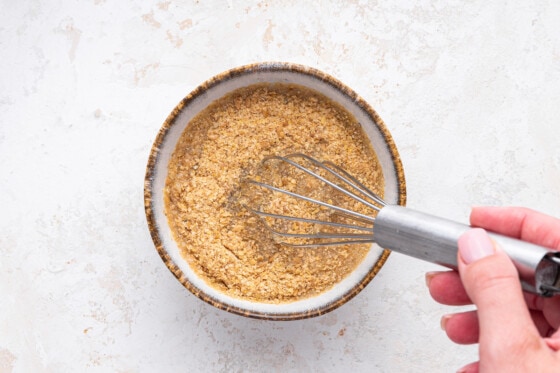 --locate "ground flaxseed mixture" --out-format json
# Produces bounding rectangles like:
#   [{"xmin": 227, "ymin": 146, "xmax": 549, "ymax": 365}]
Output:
[{"xmin": 164, "ymin": 83, "xmax": 384, "ymax": 303}]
